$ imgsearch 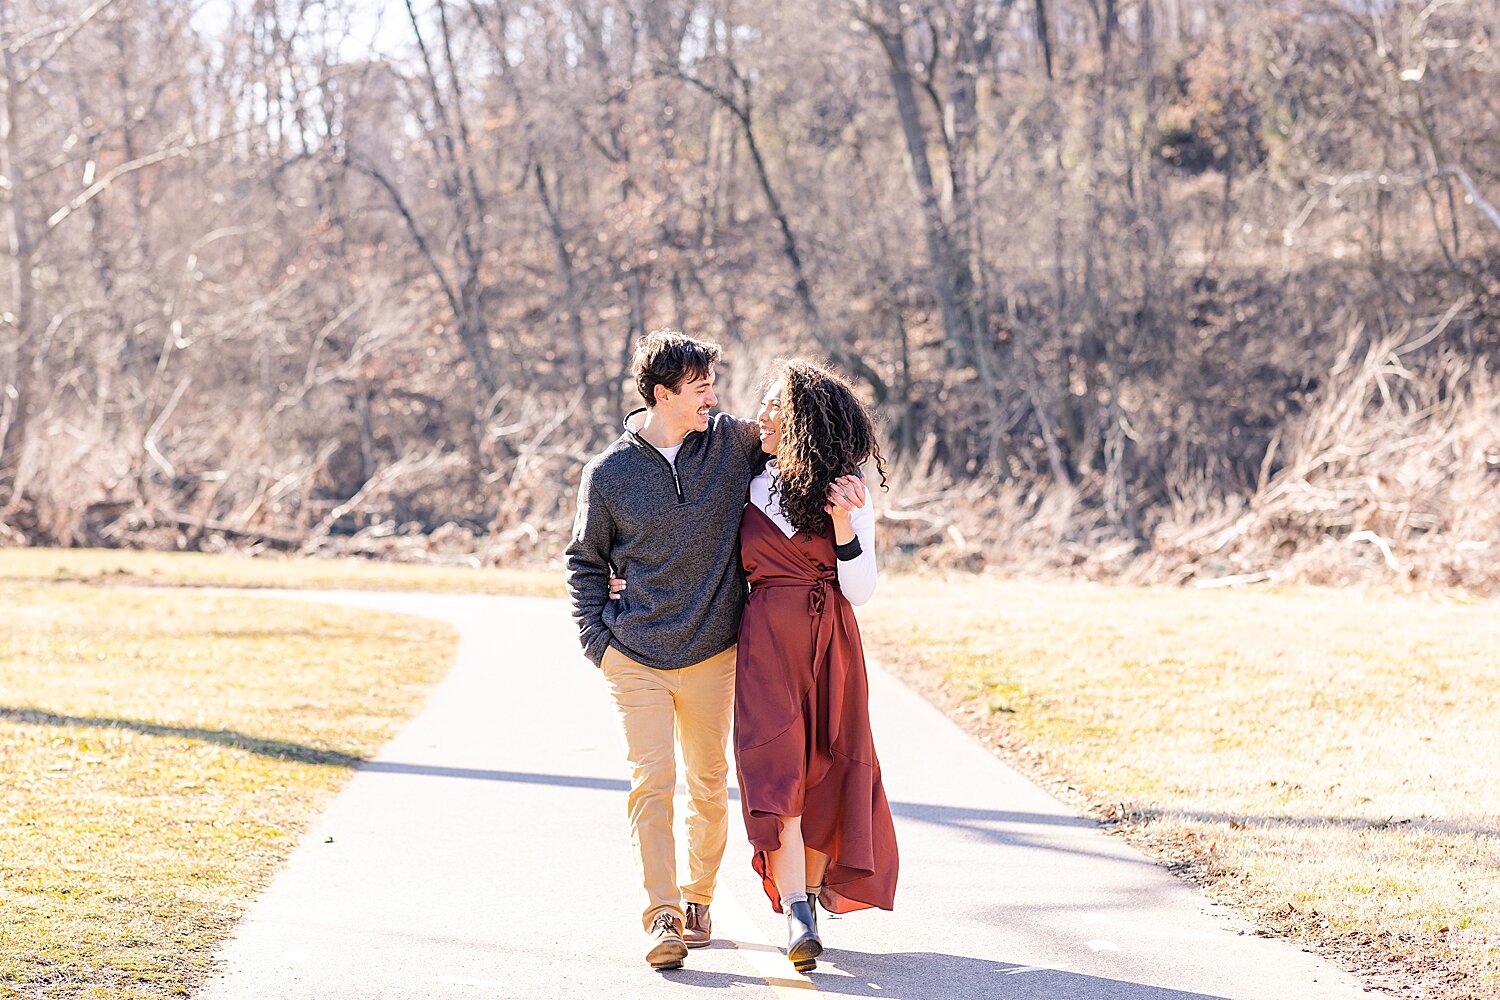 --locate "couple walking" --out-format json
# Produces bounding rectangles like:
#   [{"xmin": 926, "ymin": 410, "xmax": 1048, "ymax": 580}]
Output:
[{"xmin": 564, "ymin": 330, "xmax": 899, "ymax": 973}]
